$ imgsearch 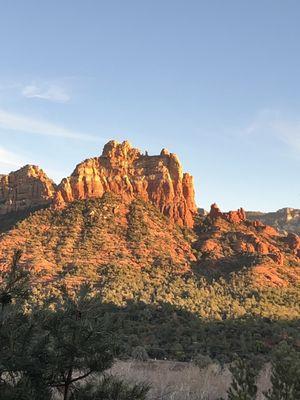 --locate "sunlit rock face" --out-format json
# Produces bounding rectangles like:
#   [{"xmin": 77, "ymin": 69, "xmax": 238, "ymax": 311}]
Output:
[
  {"xmin": 0, "ymin": 165, "xmax": 56, "ymax": 215},
  {"xmin": 209, "ymin": 203, "xmax": 246, "ymax": 224},
  {"xmin": 54, "ymin": 140, "xmax": 197, "ymax": 227}
]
